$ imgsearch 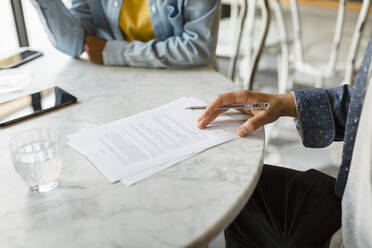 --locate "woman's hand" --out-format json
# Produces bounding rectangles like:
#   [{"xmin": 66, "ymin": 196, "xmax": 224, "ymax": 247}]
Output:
[
  {"xmin": 84, "ymin": 35, "xmax": 107, "ymax": 64},
  {"xmin": 197, "ymin": 90, "xmax": 297, "ymax": 137}
]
